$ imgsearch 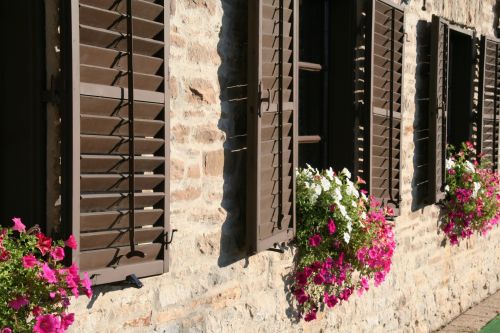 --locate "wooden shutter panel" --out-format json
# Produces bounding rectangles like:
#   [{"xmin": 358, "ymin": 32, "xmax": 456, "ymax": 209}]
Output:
[
  {"xmin": 479, "ymin": 36, "xmax": 500, "ymax": 170},
  {"xmin": 428, "ymin": 16, "xmax": 449, "ymax": 203},
  {"xmin": 365, "ymin": 0, "xmax": 404, "ymax": 213},
  {"xmin": 61, "ymin": 0, "xmax": 170, "ymax": 285},
  {"xmin": 247, "ymin": 0, "xmax": 298, "ymax": 253}
]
